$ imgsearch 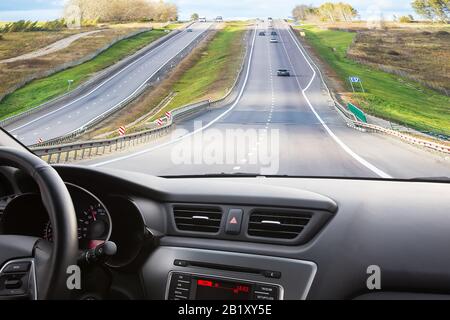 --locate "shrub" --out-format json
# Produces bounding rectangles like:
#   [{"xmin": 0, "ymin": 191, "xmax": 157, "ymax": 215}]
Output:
[
  {"xmin": 436, "ymin": 30, "xmax": 449, "ymax": 37},
  {"xmin": 387, "ymin": 50, "xmax": 401, "ymax": 56},
  {"xmin": 399, "ymin": 16, "xmax": 413, "ymax": 23},
  {"xmin": 0, "ymin": 19, "xmax": 67, "ymax": 33}
]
